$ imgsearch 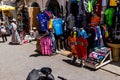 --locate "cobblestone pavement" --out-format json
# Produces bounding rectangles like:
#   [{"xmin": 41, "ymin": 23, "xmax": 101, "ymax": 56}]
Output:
[{"xmin": 0, "ymin": 36, "xmax": 120, "ymax": 80}]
